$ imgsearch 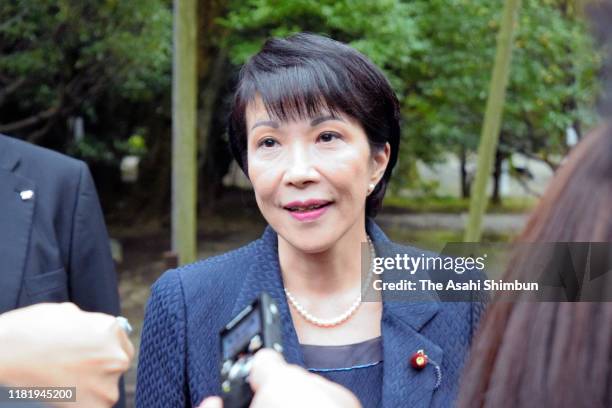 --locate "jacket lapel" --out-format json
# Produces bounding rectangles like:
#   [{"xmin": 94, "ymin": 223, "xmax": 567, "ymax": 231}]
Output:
[
  {"xmin": 381, "ymin": 300, "xmax": 442, "ymax": 407},
  {"xmin": 231, "ymin": 226, "xmax": 304, "ymax": 366},
  {"xmin": 369, "ymin": 221, "xmax": 443, "ymax": 408},
  {"xmin": 0, "ymin": 137, "xmax": 36, "ymax": 312}
]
